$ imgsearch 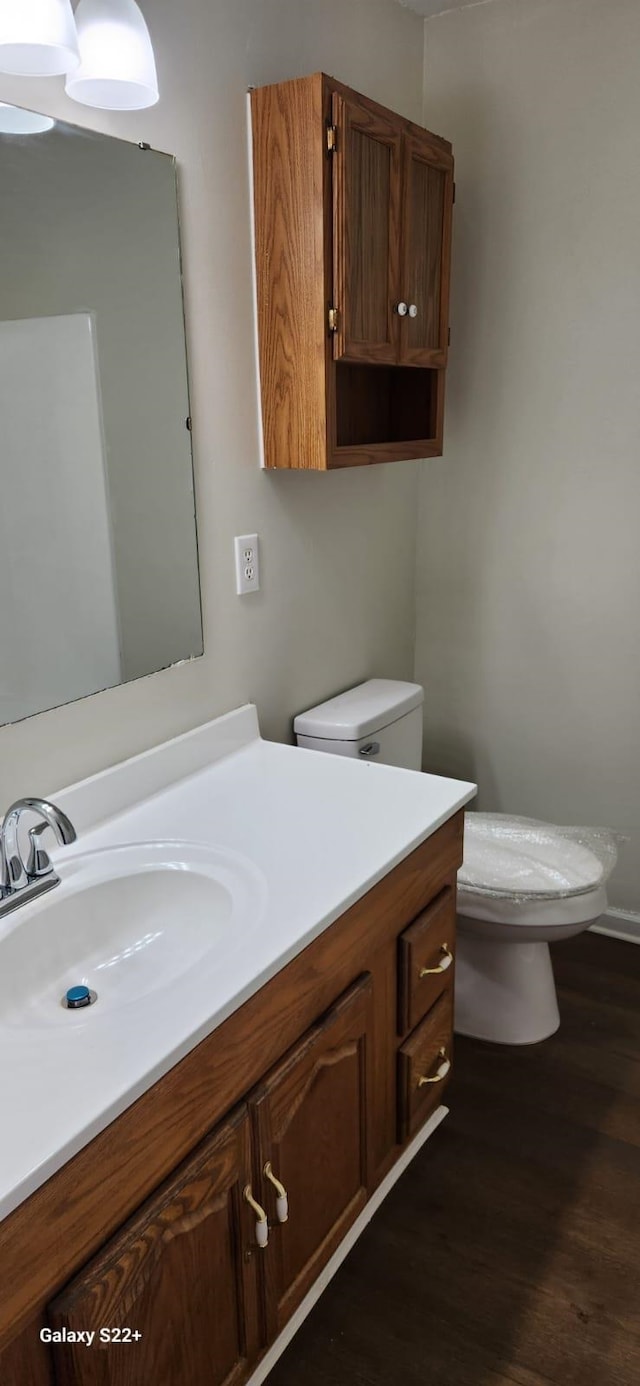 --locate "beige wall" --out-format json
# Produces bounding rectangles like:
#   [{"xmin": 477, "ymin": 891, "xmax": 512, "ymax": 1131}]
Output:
[
  {"xmin": 416, "ymin": 0, "xmax": 640, "ymax": 911},
  {"xmin": 0, "ymin": 0, "xmax": 424, "ymax": 802}
]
